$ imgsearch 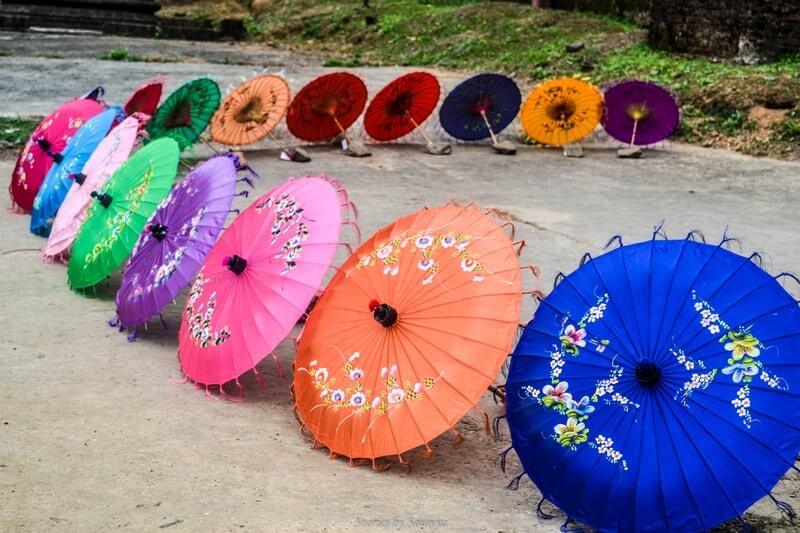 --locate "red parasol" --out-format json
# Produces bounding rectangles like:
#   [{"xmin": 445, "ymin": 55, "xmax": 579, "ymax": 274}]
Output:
[
  {"xmin": 124, "ymin": 75, "xmax": 165, "ymax": 117},
  {"xmin": 286, "ymin": 72, "xmax": 368, "ymax": 143},
  {"xmin": 364, "ymin": 72, "xmax": 440, "ymax": 142}
]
